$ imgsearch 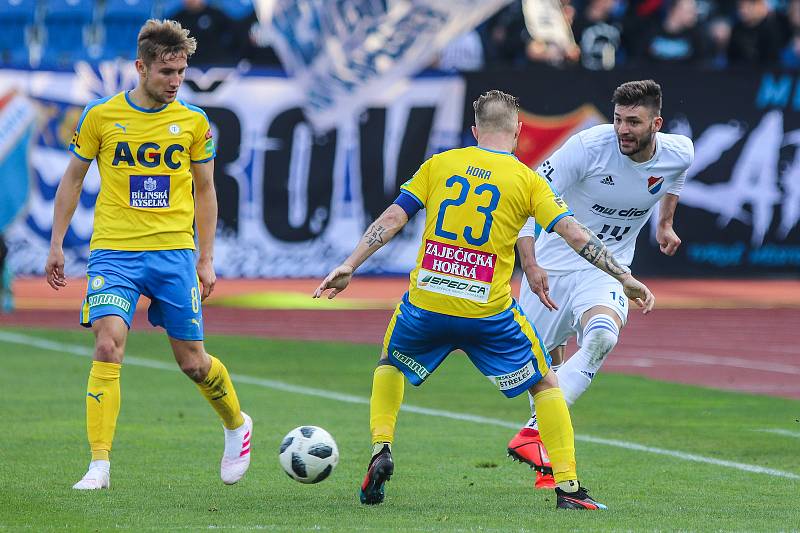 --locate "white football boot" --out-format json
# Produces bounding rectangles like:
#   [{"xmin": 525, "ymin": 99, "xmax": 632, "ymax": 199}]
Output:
[
  {"xmin": 220, "ymin": 412, "xmax": 252, "ymax": 484},
  {"xmin": 72, "ymin": 460, "xmax": 110, "ymax": 490}
]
